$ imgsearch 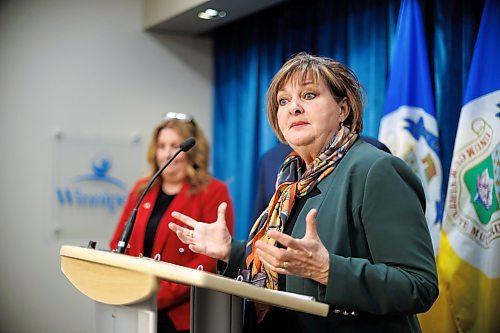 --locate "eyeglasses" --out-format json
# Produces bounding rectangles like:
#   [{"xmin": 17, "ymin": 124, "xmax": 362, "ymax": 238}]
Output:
[
  {"xmin": 163, "ymin": 112, "xmax": 194, "ymax": 123},
  {"xmin": 236, "ymin": 269, "xmax": 267, "ymax": 288}
]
